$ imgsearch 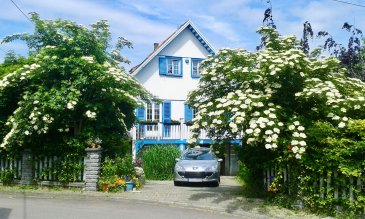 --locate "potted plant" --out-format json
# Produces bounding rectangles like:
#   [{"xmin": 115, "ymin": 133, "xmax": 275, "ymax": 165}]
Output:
[
  {"xmin": 86, "ymin": 137, "xmax": 102, "ymax": 148},
  {"xmin": 185, "ymin": 120, "xmax": 193, "ymax": 126},
  {"xmin": 164, "ymin": 119, "xmax": 181, "ymax": 125},
  {"xmin": 138, "ymin": 120, "xmax": 159, "ymax": 125}
]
